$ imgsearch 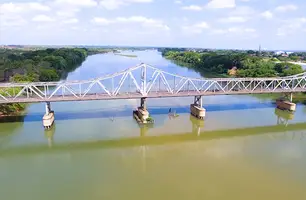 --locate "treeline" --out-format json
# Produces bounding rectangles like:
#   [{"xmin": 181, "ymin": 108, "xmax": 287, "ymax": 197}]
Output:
[
  {"xmin": 0, "ymin": 48, "xmax": 89, "ymax": 82},
  {"xmin": 160, "ymin": 49, "xmax": 304, "ymax": 78},
  {"xmin": 0, "ymin": 48, "xmax": 90, "ymax": 116}
]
